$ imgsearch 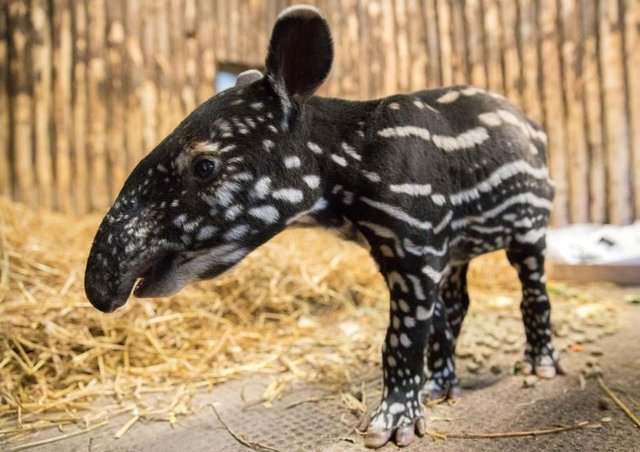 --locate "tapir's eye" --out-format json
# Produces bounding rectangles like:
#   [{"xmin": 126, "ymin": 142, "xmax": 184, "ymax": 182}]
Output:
[{"xmin": 193, "ymin": 158, "xmax": 218, "ymax": 181}]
